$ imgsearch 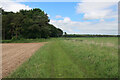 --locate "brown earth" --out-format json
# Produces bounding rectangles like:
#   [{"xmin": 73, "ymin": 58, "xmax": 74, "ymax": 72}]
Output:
[{"xmin": 2, "ymin": 42, "xmax": 47, "ymax": 78}]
